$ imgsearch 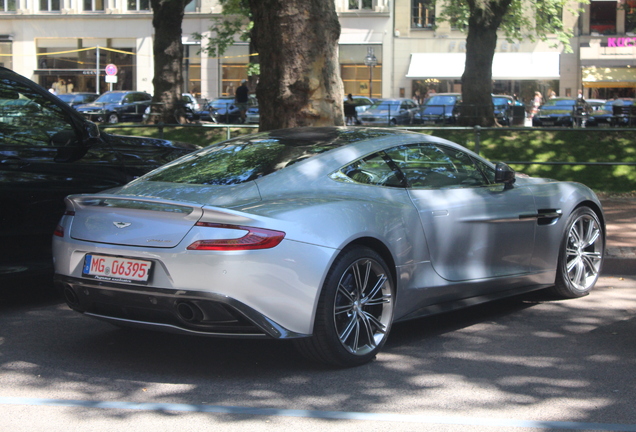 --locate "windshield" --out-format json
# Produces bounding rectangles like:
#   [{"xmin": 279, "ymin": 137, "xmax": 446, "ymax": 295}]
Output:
[
  {"xmin": 426, "ymin": 95, "xmax": 458, "ymax": 106},
  {"xmin": 492, "ymin": 97, "xmax": 512, "ymax": 106},
  {"xmin": 368, "ymin": 101, "xmax": 399, "ymax": 111},
  {"xmin": 94, "ymin": 93, "xmax": 125, "ymax": 103},
  {"xmin": 57, "ymin": 94, "xmax": 75, "ymax": 103},
  {"xmin": 543, "ymin": 100, "xmax": 576, "ymax": 107},
  {"xmin": 142, "ymin": 129, "xmax": 374, "ymax": 186},
  {"xmin": 209, "ymin": 98, "xmax": 235, "ymax": 108}
]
